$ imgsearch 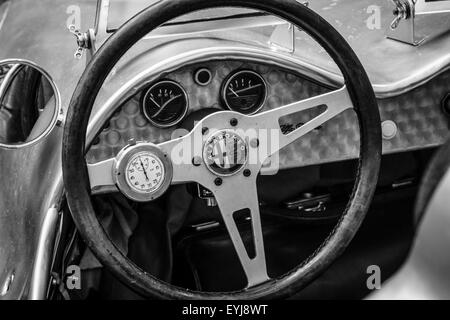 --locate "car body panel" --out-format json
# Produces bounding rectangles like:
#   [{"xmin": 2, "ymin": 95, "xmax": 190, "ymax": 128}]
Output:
[{"xmin": 0, "ymin": 0, "xmax": 95, "ymax": 299}]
